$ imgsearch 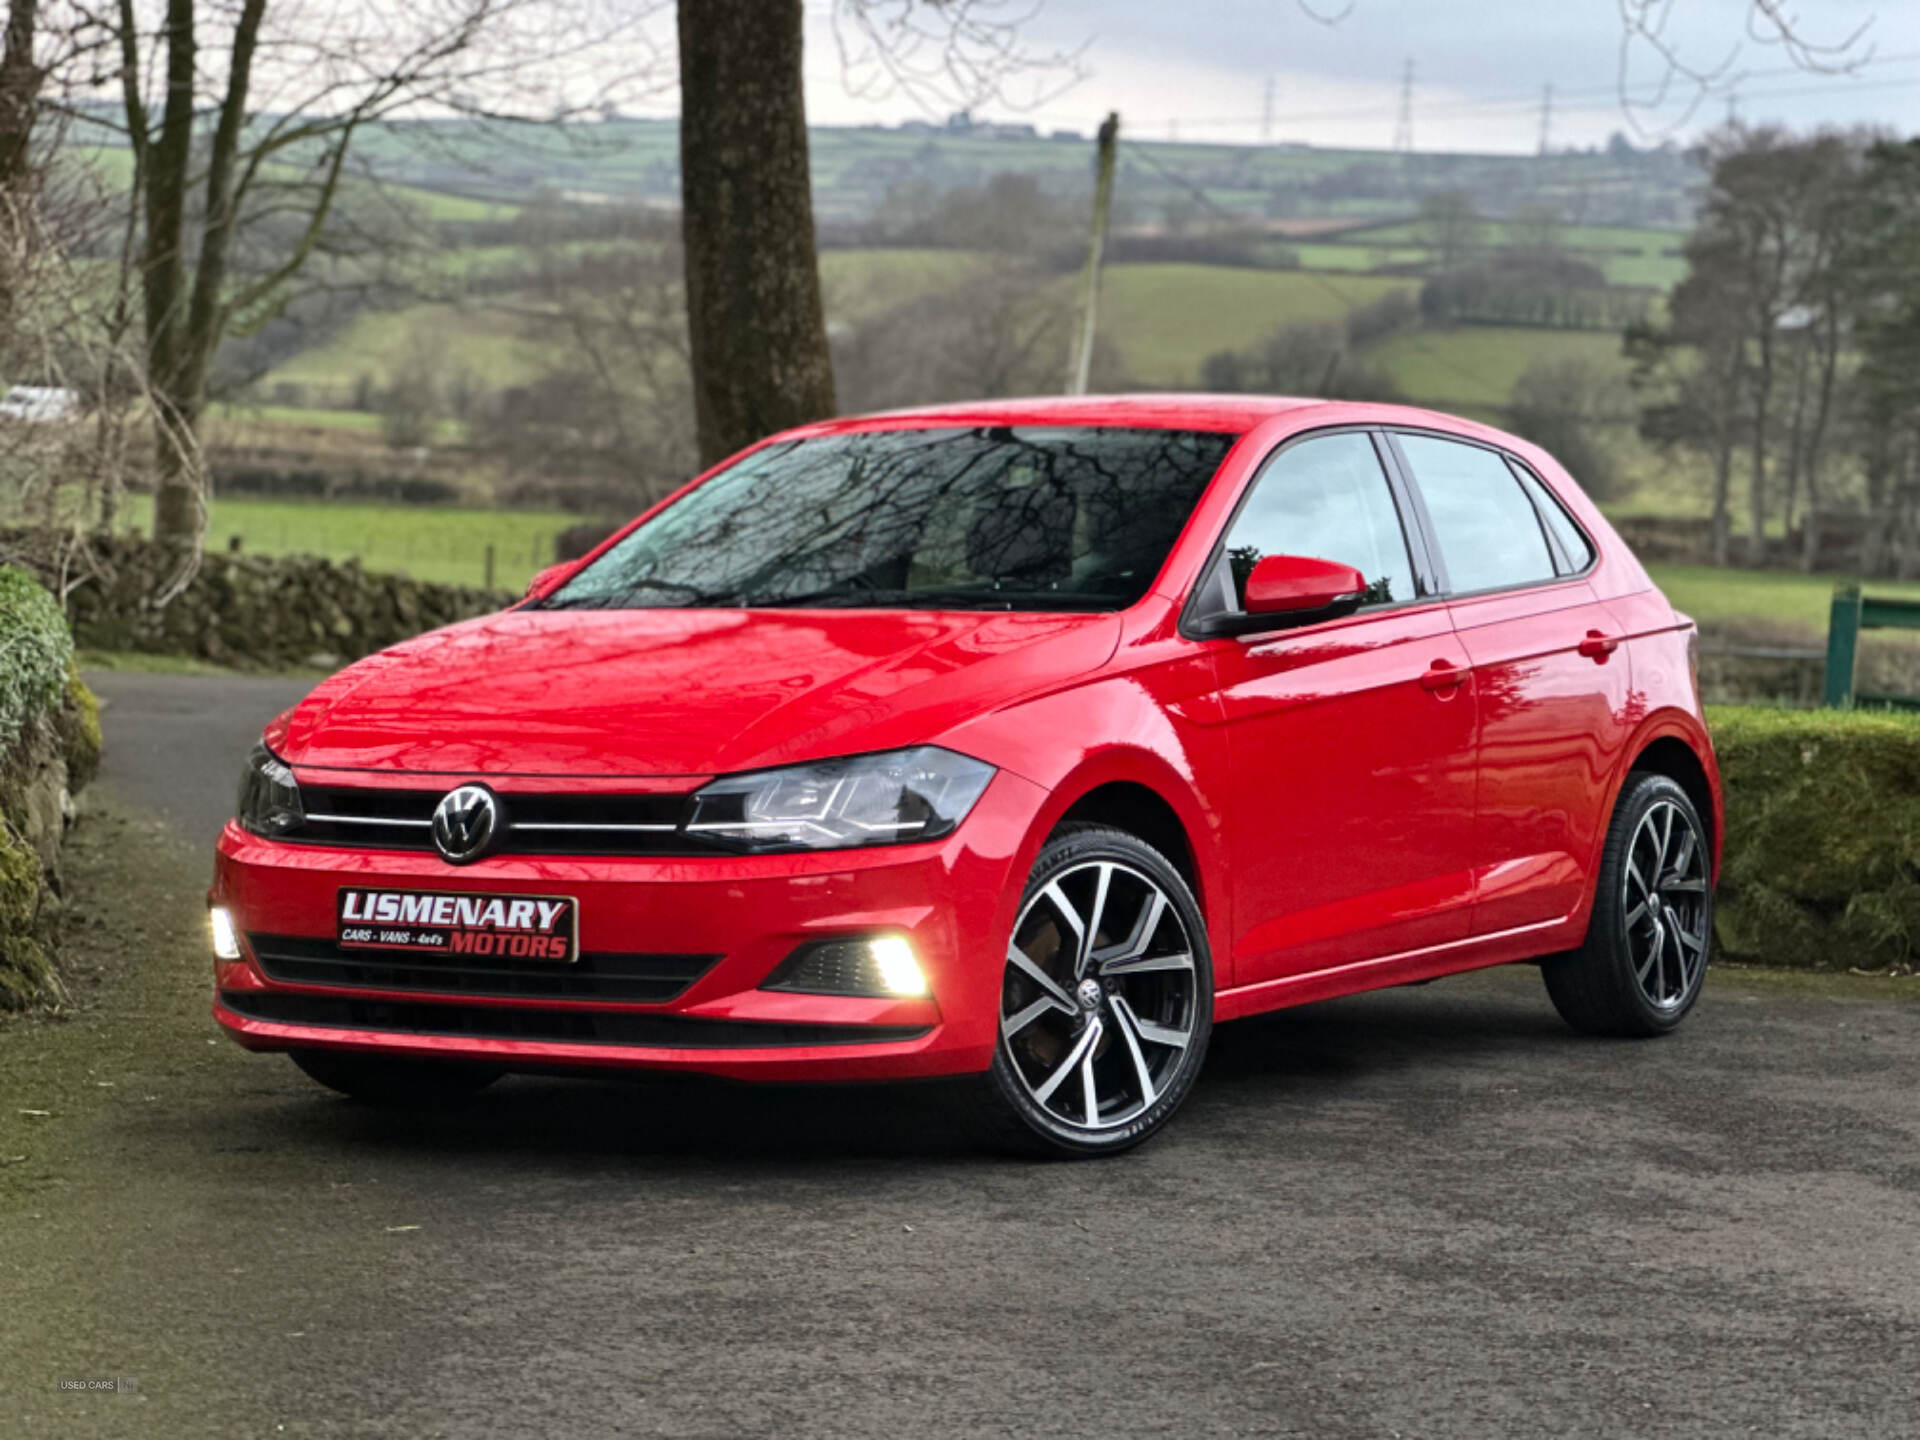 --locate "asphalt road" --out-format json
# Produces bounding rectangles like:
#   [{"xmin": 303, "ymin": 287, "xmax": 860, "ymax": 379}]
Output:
[{"xmin": 3, "ymin": 670, "xmax": 1916, "ymax": 1437}]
